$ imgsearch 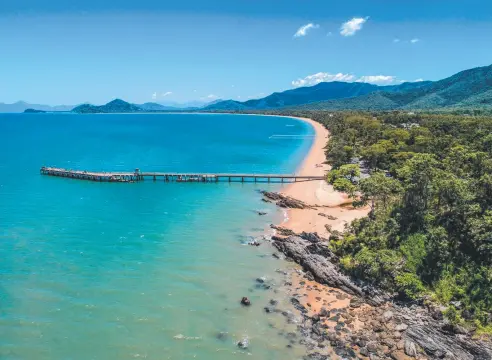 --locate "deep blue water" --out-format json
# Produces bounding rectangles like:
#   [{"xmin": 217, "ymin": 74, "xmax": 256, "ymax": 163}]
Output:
[{"xmin": 0, "ymin": 113, "xmax": 314, "ymax": 359}]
